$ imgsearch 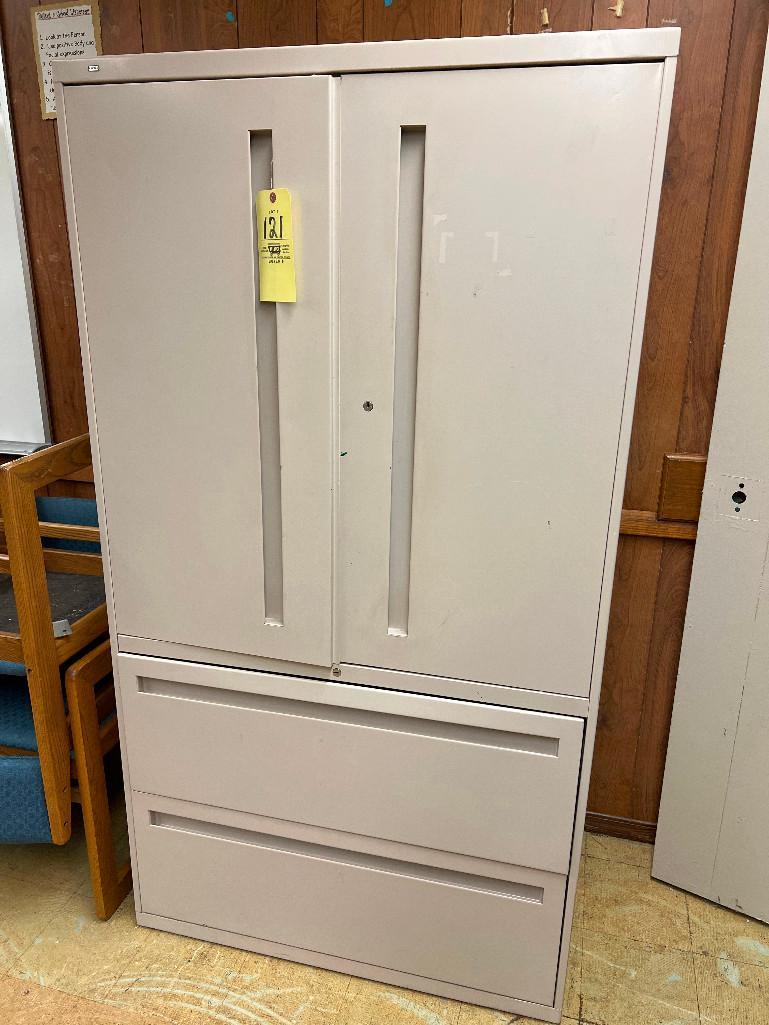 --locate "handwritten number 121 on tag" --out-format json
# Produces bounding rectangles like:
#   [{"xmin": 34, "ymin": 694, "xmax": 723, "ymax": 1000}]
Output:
[{"xmin": 256, "ymin": 188, "xmax": 296, "ymax": 303}]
